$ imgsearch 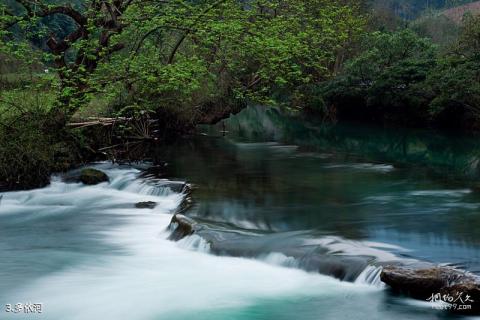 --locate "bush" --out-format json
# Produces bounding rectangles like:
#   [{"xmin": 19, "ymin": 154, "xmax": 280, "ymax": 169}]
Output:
[{"xmin": 0, "ymin": 90, "xmax": 81, "ymax": 190}]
